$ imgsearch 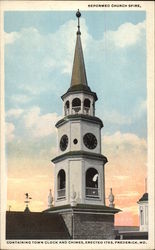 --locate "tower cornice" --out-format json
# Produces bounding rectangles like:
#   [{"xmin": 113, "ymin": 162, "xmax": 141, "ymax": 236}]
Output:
[
  {"xmin": 55, "ymin": 114, "xmax": 103, "ymax": 128},
  {"xmin": 52, "ymin": 150, "xmax": 108, "ymax": 164},
  {"xmin": 61, "ymin": 85, "xmax": 98, "ymax": 101},
  {"xmin": 43, "ymin": 203, "xmax": 121, "ymax": 214}
]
